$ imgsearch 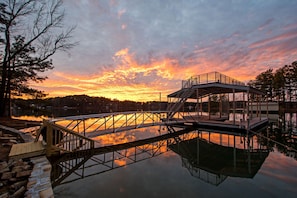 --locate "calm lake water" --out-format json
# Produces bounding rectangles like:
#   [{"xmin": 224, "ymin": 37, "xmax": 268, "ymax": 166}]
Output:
[
  {"xmin": 15, "ymin": 113, "xmax": 297, "ymax": 198},
  {"xmin": 46, "ymin": 113, "xmax": 297, "ymax": 198}
]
